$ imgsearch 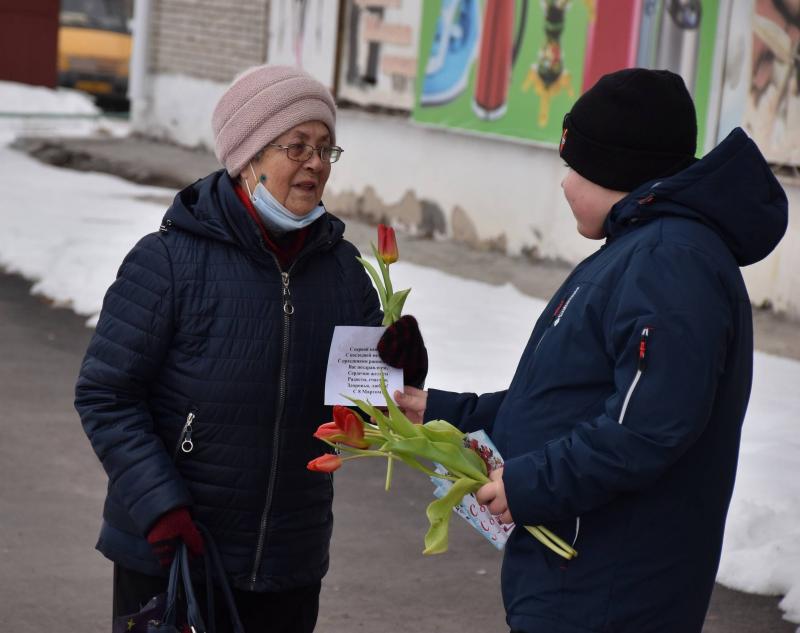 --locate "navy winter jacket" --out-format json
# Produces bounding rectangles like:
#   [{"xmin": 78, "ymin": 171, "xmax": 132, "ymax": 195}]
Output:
[
  {"xmin": 426, "ymin": 129, "xmax": 788, "ymax": 633},
  {"xmin": 75, "ymin": 170, "xmax": 381, "ymax": 591}
]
